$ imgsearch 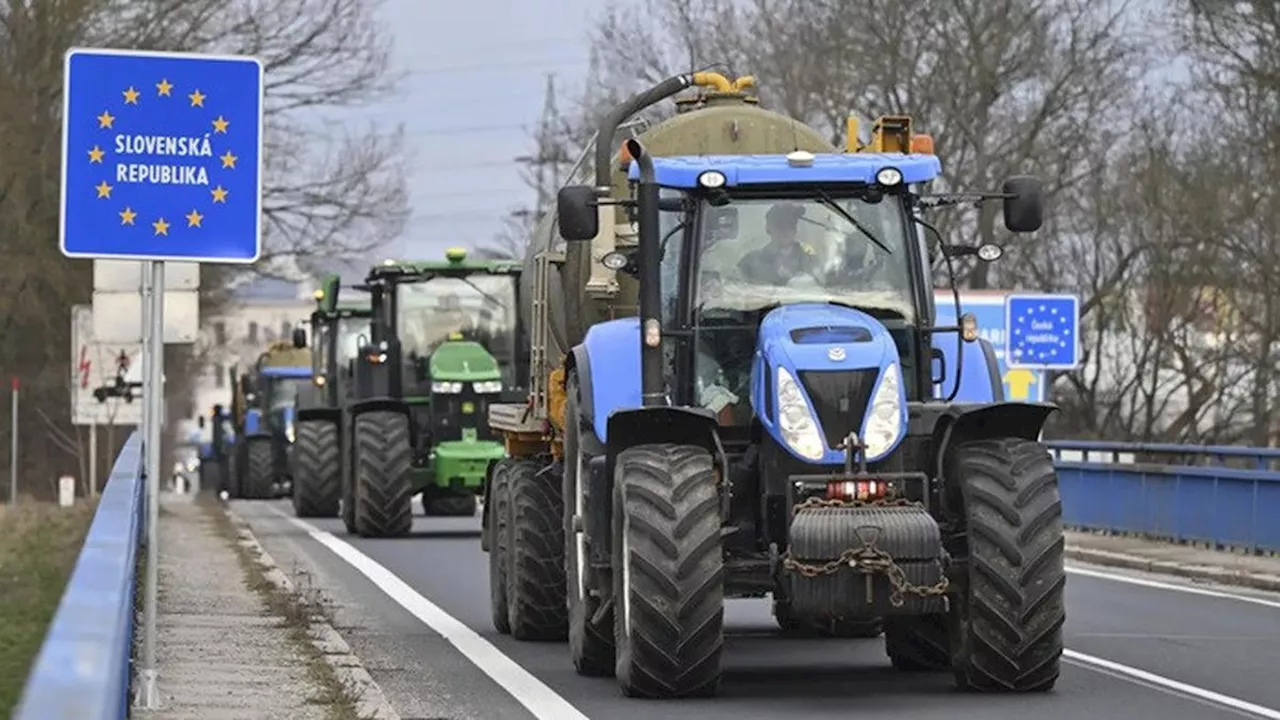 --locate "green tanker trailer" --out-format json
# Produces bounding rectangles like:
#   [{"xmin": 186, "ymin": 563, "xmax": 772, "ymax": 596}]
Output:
[{"xmin": 485, "ymin": 72, "xmax": 877, "ymax": 642}]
